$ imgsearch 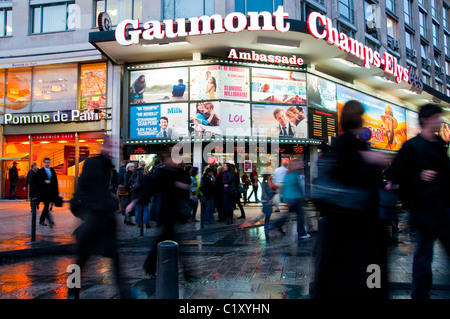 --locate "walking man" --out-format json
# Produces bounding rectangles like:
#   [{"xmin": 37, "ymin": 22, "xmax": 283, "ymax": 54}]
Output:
[
  {"xmin": 35, "ymin": 157, "xmax": 59, "ymax": 227},
  {"xmin": 387, "ymin": 104, "xmax": 450, "ymax": 299}
]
